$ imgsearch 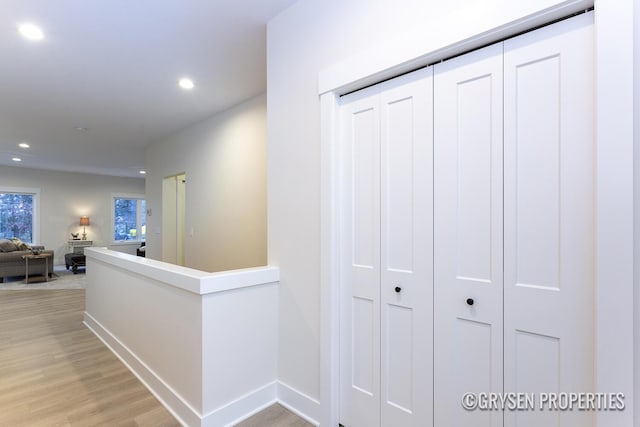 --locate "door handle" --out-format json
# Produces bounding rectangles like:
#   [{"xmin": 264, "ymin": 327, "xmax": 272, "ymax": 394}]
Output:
[
  {"xmin": 466, "ymin": 298, "xmax": 474, "ymax": 306},
  {"xmin": 394, "ymin": 286, "xmax": 402, "ymax": 293}
]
